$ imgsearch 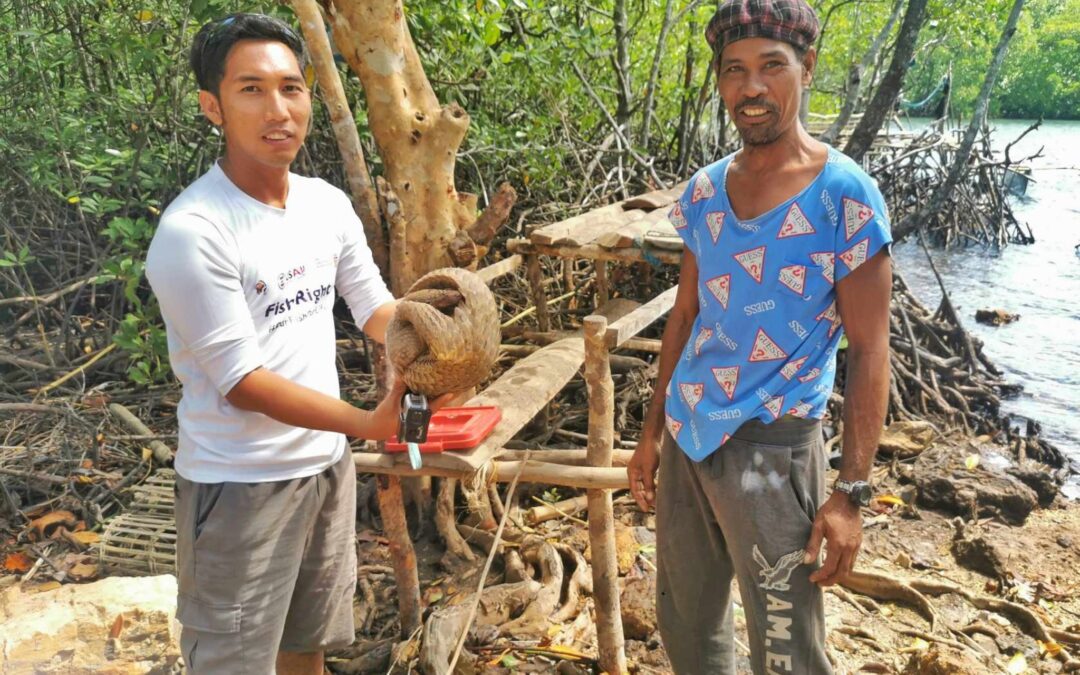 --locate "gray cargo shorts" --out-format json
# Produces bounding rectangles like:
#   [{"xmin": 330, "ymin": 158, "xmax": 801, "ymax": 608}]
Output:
[{"xmin": 174, "ymin": 450, "xmax": 357, "ymax": 674}]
